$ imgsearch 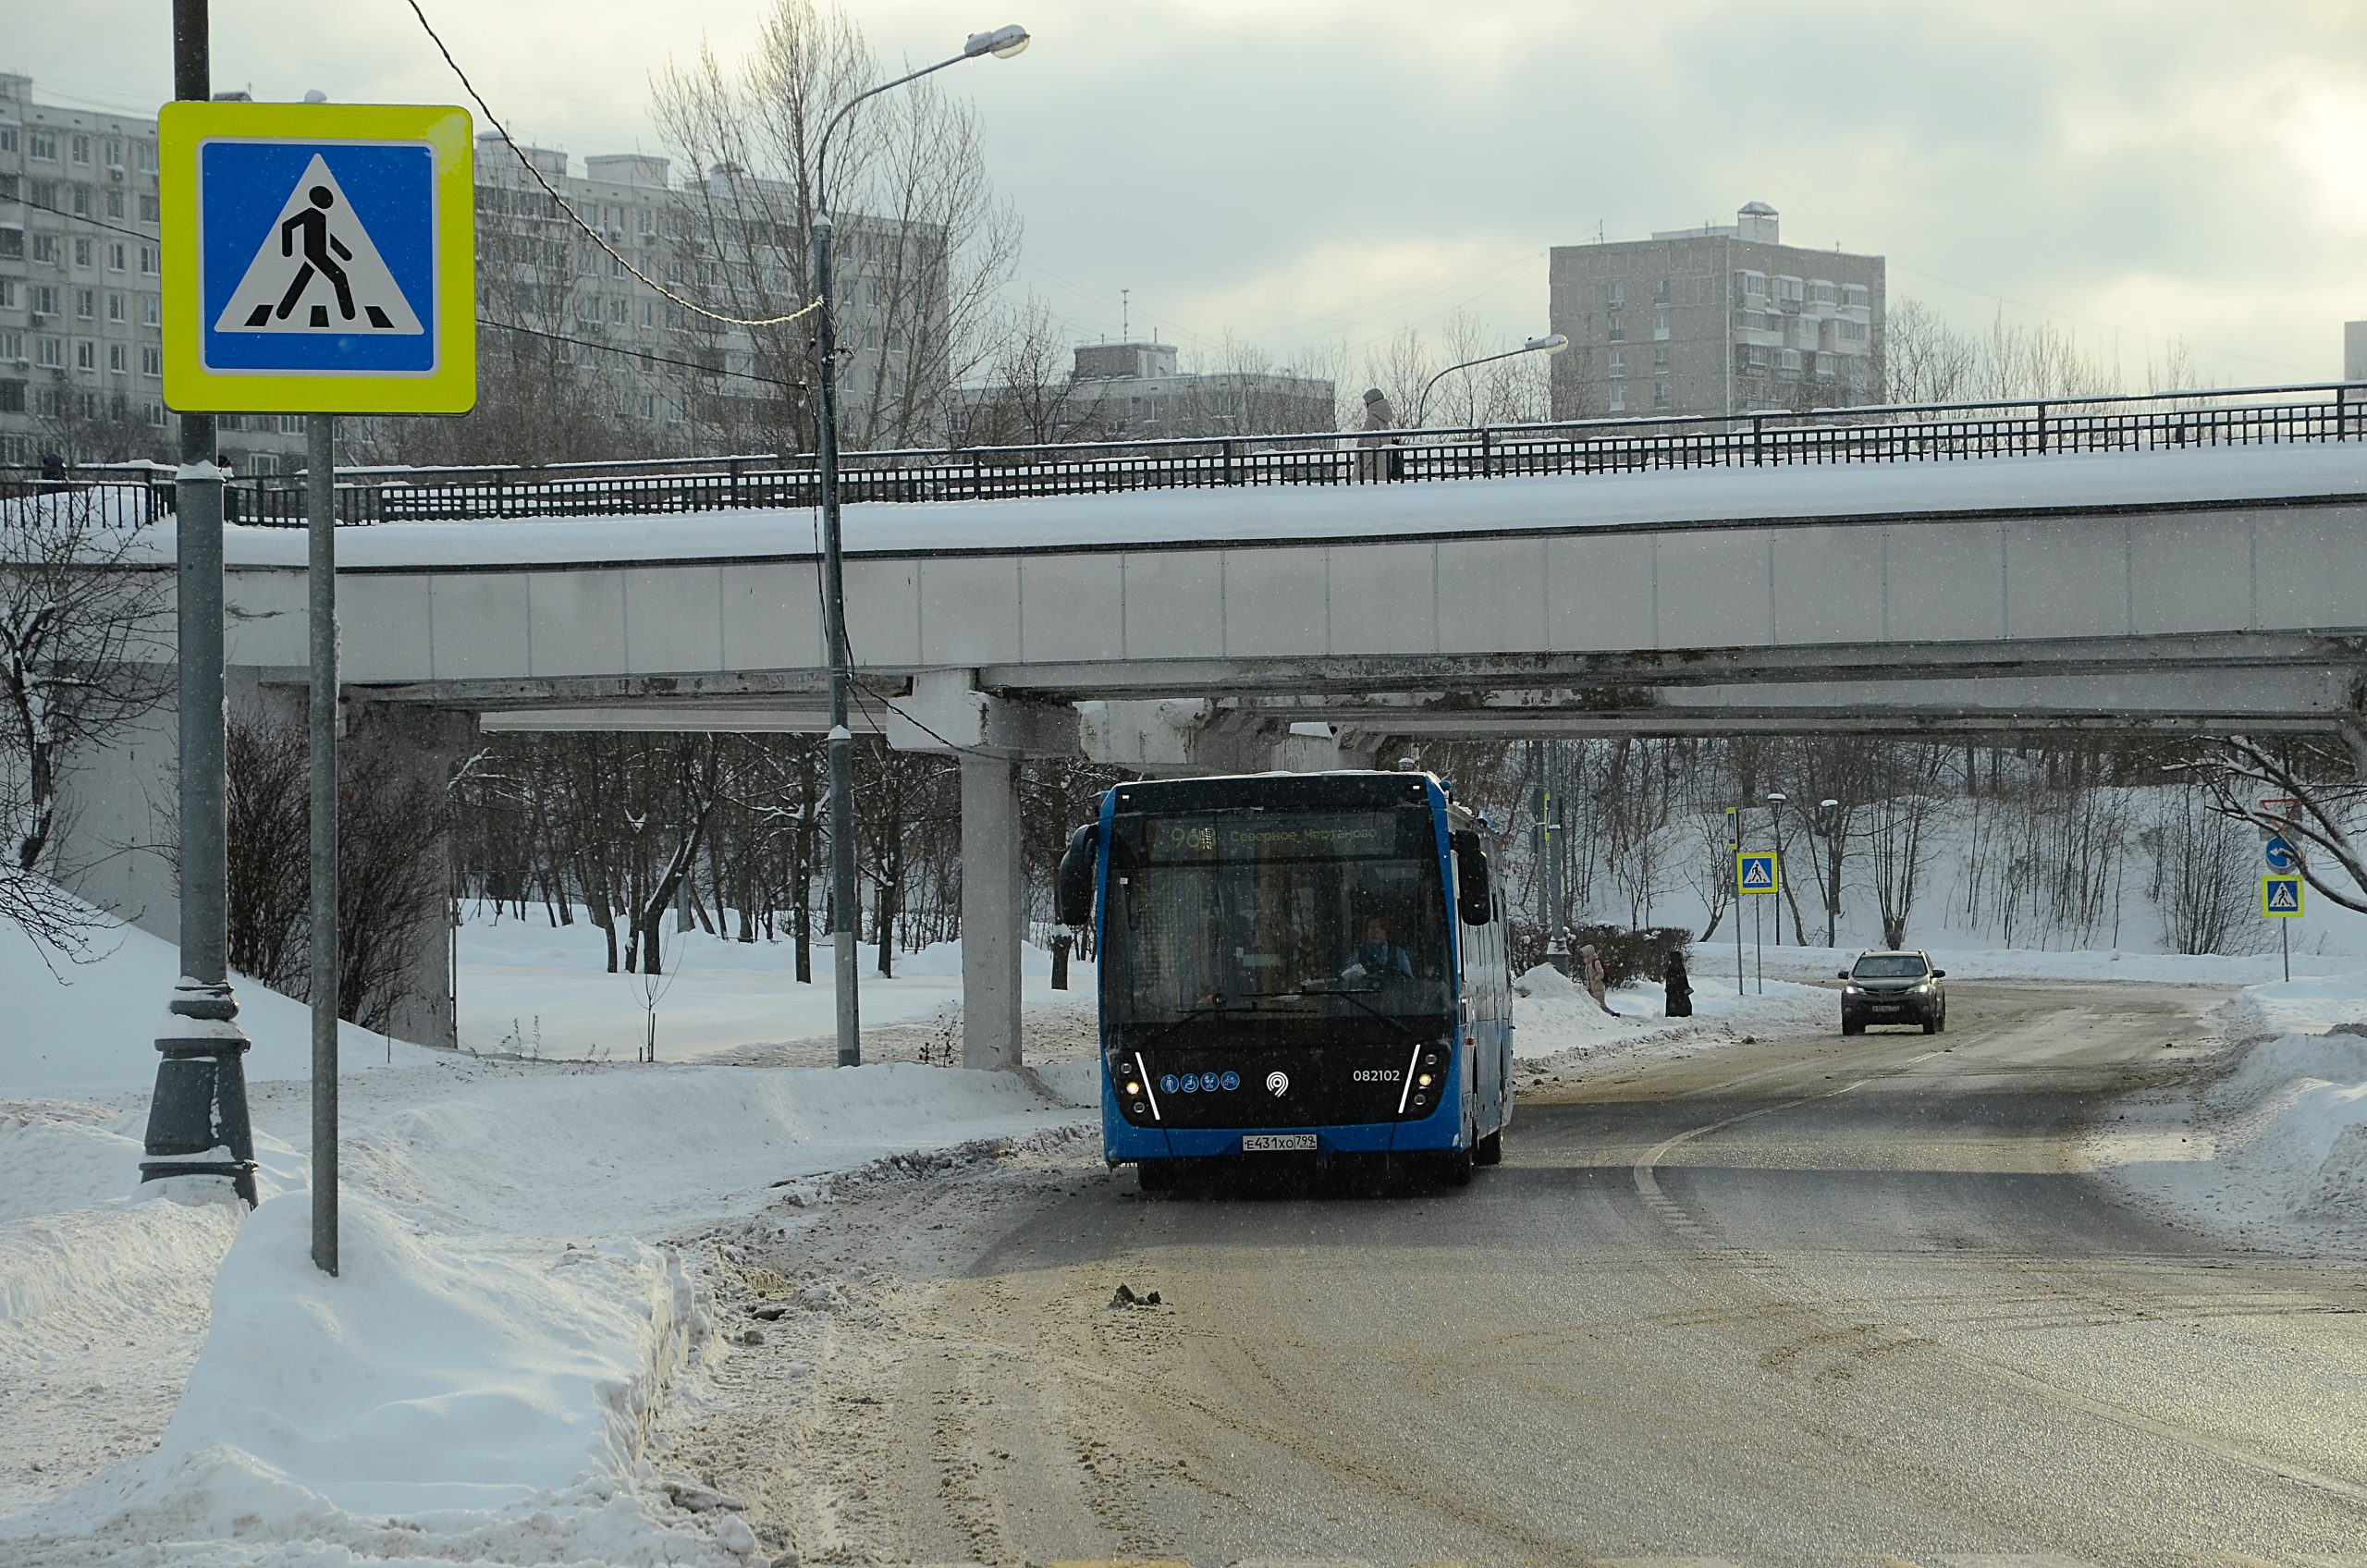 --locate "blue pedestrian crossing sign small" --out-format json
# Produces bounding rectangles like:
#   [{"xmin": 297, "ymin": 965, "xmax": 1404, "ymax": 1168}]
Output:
[
  {"xmin": 1736, "ymin": 851, "xmax": 1780, "ymax": 896},
  {"xmin": 2261, "ymin": 875, "xmax": 2303, "ymax": 918},
  {"xmin": 161, "ymin": 102, "xmax": 474, "ymax": 414}
]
